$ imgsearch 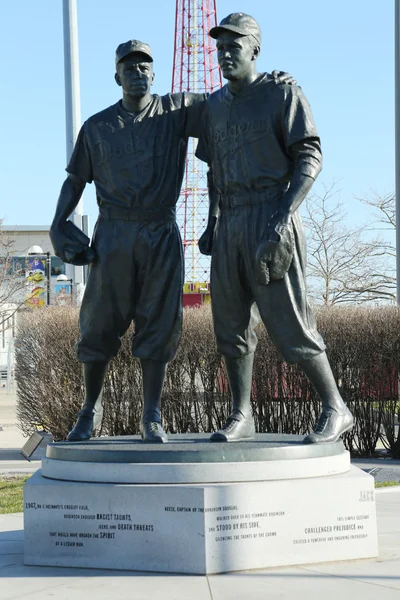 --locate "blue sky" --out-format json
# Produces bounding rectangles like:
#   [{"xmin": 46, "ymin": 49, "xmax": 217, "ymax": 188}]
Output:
[{"xmin": 0, "ymin": 0, "xmax": 395, "ymax": 233}]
